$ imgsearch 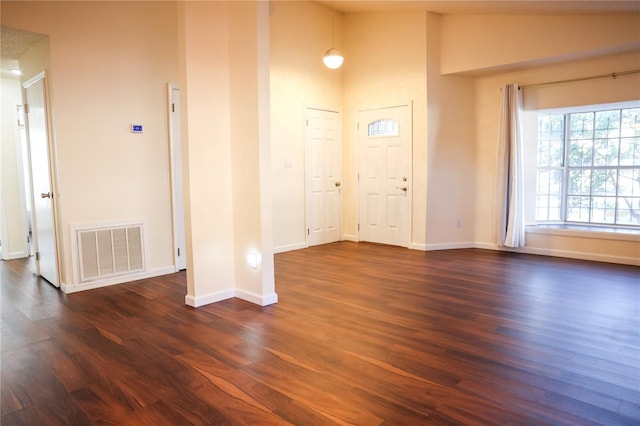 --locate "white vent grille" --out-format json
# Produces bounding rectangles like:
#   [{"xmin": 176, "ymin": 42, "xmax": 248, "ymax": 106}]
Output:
[{"xmin": 74, "ymin": 222, "xmax": 146, "ymax": 284}]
